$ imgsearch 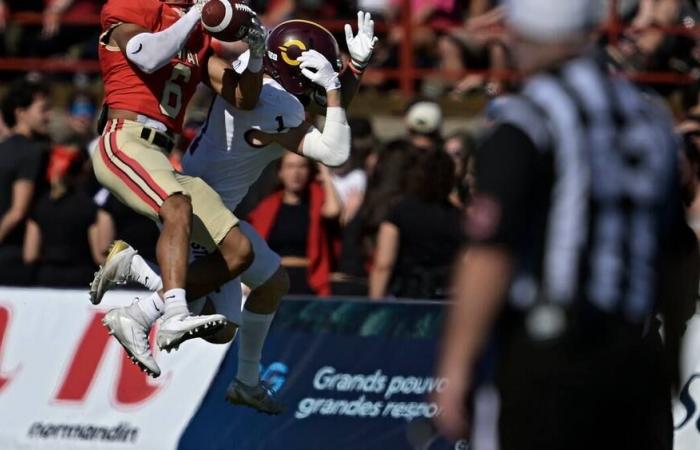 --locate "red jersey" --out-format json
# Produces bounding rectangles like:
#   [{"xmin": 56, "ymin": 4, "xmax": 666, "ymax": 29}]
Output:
[{"xmin": 99, "ymin": 0, "xmax": 212, "ymax": 133}]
